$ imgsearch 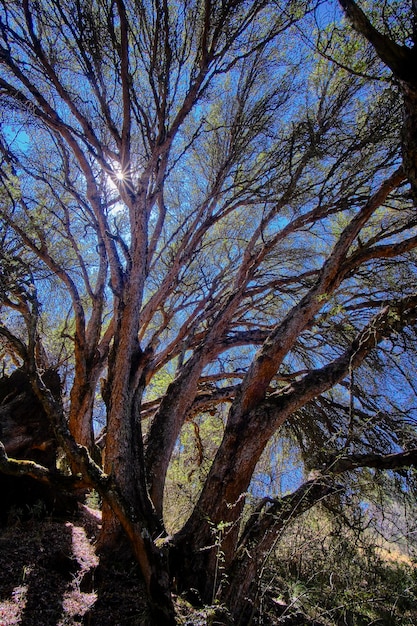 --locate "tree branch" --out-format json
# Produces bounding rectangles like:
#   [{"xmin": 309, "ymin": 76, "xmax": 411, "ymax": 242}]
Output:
[
  {"xmin": 326, "ymin": 448, "xmax": 417, "ymax": 474},
  {"xmin": 262, "ymin": 292, "xmax": 417, "ymax": 424},
  {"xmin": 0, "ymin": 439, "xmax": 84, "ymax": 489},
  {"xmin": 338, "ymin": 0, "xmax": 413, "ymax": 81}
]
